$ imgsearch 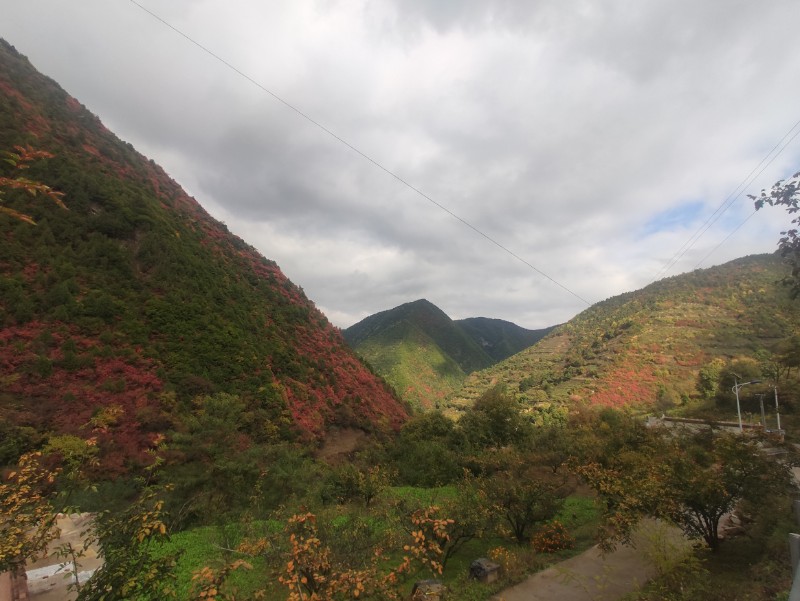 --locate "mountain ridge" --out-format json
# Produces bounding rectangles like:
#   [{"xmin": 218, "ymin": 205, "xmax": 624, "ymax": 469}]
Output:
[{"xmin": 445, "ymin": 253, "xmax": 800, "ymax": 419}]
